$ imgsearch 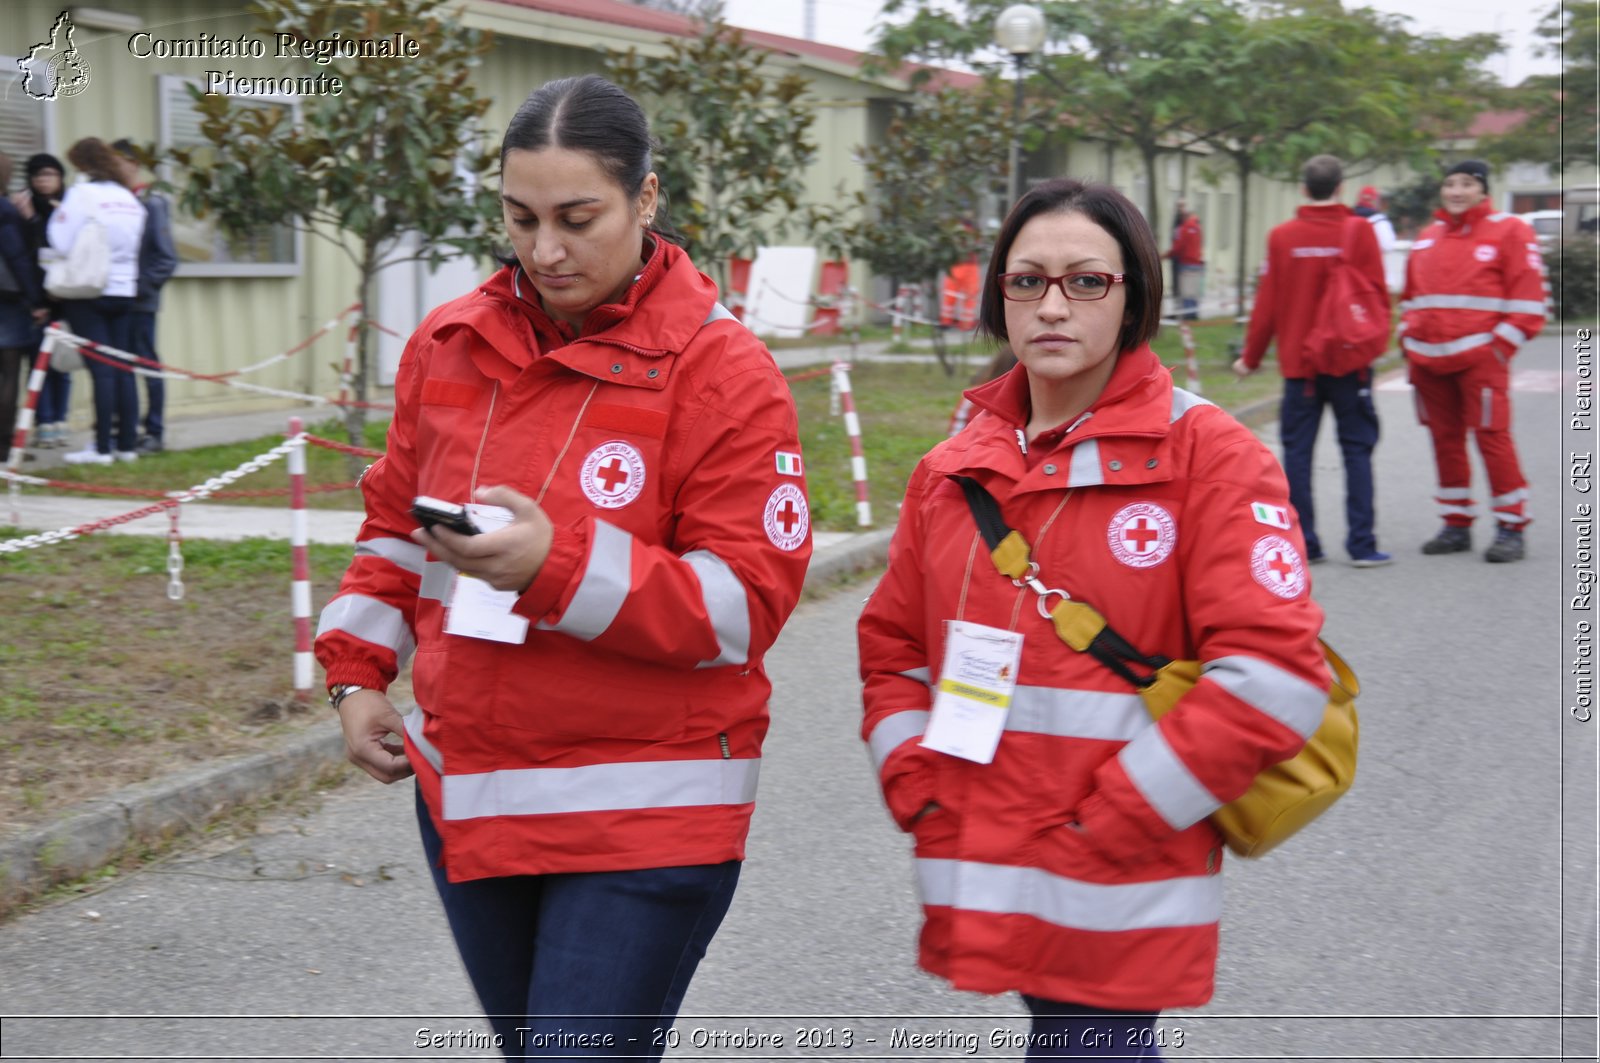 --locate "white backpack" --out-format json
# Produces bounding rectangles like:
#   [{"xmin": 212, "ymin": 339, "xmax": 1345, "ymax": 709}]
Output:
[{"xmin": 42, "ymin": 217, "xmax": 110, "ymax": 300}]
